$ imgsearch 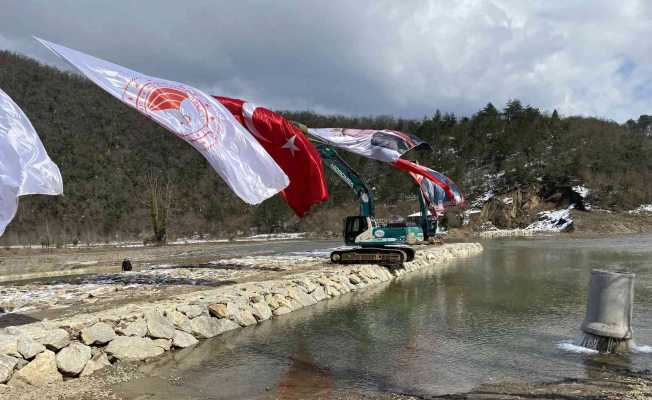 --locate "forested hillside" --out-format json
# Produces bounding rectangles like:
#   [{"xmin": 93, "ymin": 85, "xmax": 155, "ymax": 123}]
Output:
[{"xmin": 1, "ymin": 51, "xmax": 651, "ymax": 244}]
